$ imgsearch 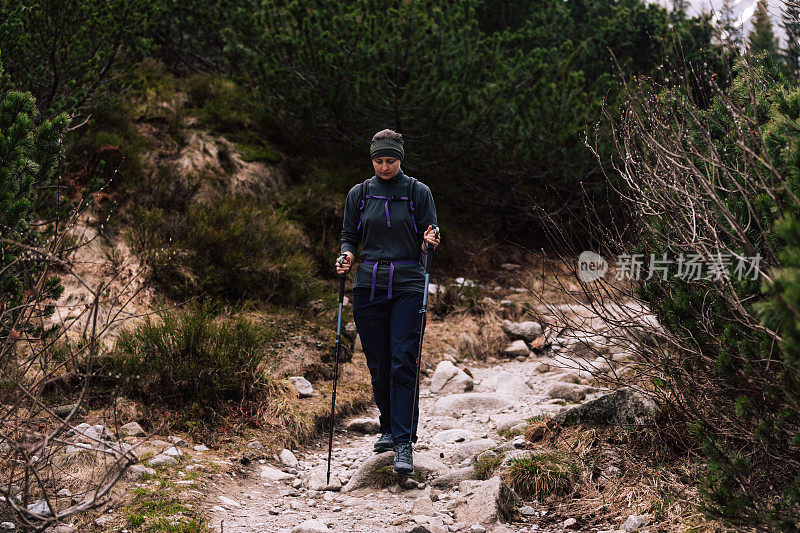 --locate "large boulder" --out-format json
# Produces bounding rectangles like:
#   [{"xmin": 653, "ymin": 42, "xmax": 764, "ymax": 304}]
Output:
[
  {"xmin": 431, "ymin": 429, "xmax": 480, "ymax": 443},
  {"xmin": 432, "ymin": 393, "xmax": 514, "ymax": 417},
  {"xmin": 501, "ymin": 320, "xmax": 542, "ymax": 342},
  {"xmin": 430, "ymin": 361, "xmax": 473, "ymax": 394},
  {"xmin": 494, "ymin": 372, "xmax": 532, "ymax": 398},
  {"xmin": 453, "ymin": 477, "xmax": 520, "ymax": 525},
  {"xmin": 341, "ymin": 451, "xmax": 447, "ymax": 493},
  {"xmin": 430, "ymin": 466, "xmax": 477, "ymax": 488},
  {"xmin": 553, "ymin": 388, "xmax": 658, "ymax": 427},
  {"xmin": 449, "ymin": 438, "xmax": 498, "ymax": 464}
]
